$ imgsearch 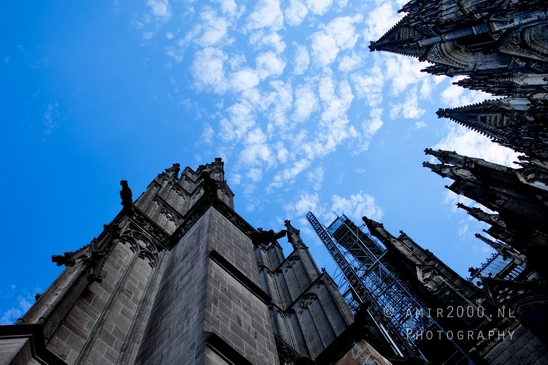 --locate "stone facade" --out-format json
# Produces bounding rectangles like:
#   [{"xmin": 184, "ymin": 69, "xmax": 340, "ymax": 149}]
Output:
[{"xmin": 0, "ymin": 159, "xmax": 389, "ymax": 365}]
